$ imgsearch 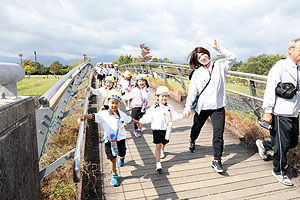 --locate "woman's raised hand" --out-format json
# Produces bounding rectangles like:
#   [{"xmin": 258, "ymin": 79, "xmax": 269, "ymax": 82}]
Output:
[{"xmin": 206, "ymin": 39, "xmax": 218, "ymax": 50}]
